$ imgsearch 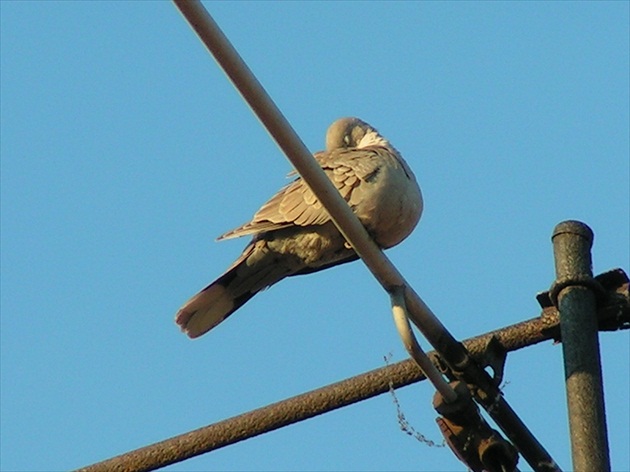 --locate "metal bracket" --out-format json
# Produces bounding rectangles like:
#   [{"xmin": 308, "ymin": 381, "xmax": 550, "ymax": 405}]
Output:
[
  {"xmin": 549, "ymin": 275, "xmax": 606, "ymax": 308},
  {"xmin": 536, "ymin": 268, "xmax": 630, "ymax": 335},
  {"xmin": 481, "ymin": 336, "xmax": 508, "ymax": 387},
  {"xmin": 434, "ymin": 381, "xmax": 519, "ymax": 472}
]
